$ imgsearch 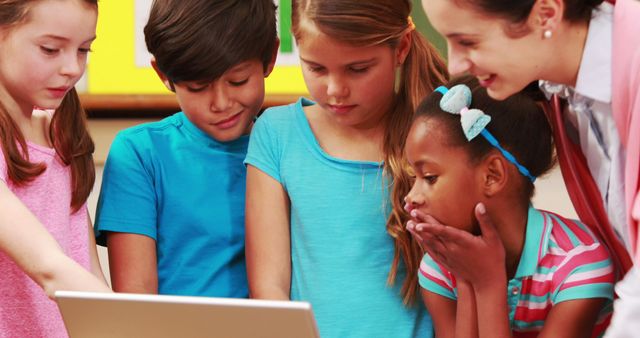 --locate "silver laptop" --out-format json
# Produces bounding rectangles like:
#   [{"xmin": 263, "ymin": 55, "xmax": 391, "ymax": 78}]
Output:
[{"xmin": 55, "ymin": 291, "xmax": 320, "ymax": 338}]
